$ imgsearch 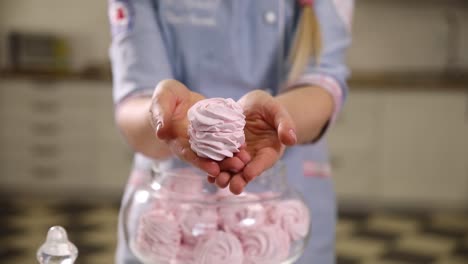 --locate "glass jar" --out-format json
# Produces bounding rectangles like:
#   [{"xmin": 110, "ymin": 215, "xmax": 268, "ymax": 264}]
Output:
[{"xmin": 123, "ymin": 162, "xmax": 311, "ymax": 264}]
